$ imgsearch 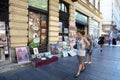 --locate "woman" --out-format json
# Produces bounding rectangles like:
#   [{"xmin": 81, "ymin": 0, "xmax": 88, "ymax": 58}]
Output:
[
  {"xmin": 75, "ymin": 31, "xmax": 89, "ymax": 78},
  {"xmin": 85, "ymin": 35, "xmax": 94, "ymax": 64},
  {"xmin": 98, "ymin": 35, "xmax": 105, "ymax": 52},
  {"xmin": 108, "ymin": 36, "xmax": 112, "ymax": 46}
]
